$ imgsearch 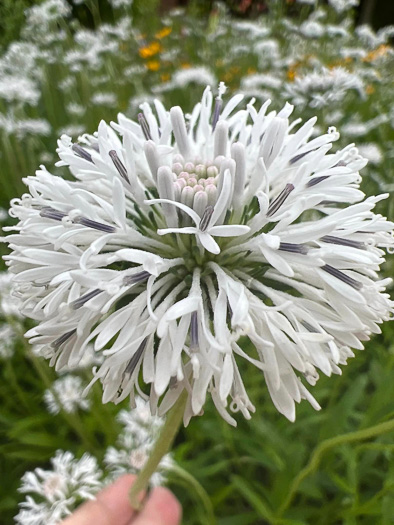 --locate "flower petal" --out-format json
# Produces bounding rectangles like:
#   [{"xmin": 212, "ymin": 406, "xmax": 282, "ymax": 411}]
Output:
[
  {"xmin": 210, "ymin": 169, "xmax": 232, "ymax": 226},
  {"xmin": 198, "ymin": 232, "xmax": 221, "ymax": 254},
  {"xmin": 209, "ymin": 225, "xmax": 250, "ymax": 237},
  {"xmin": 145, "ymin": 198, "xmax": 200, "ymax": 225}
]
